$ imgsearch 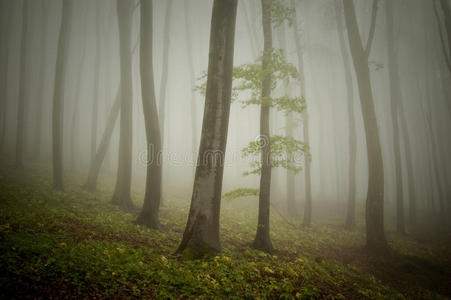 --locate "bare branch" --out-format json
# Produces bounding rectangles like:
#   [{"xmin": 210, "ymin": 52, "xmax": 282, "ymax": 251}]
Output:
[{"xmin": 364, "ymin": 0, "xmax": 379, "ymax": 58}]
